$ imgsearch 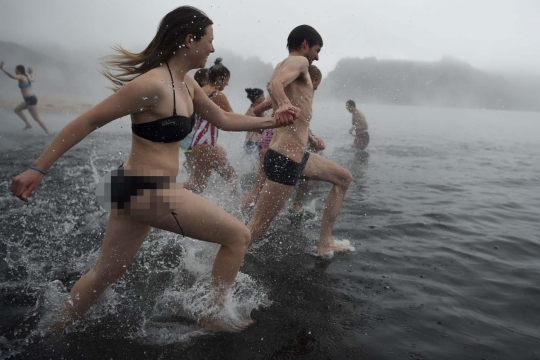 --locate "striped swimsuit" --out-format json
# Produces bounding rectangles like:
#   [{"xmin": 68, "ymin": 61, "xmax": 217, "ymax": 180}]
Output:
[{"xmin": 191, "ymin": 90, "xmax": 219, "ymax": 147}]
